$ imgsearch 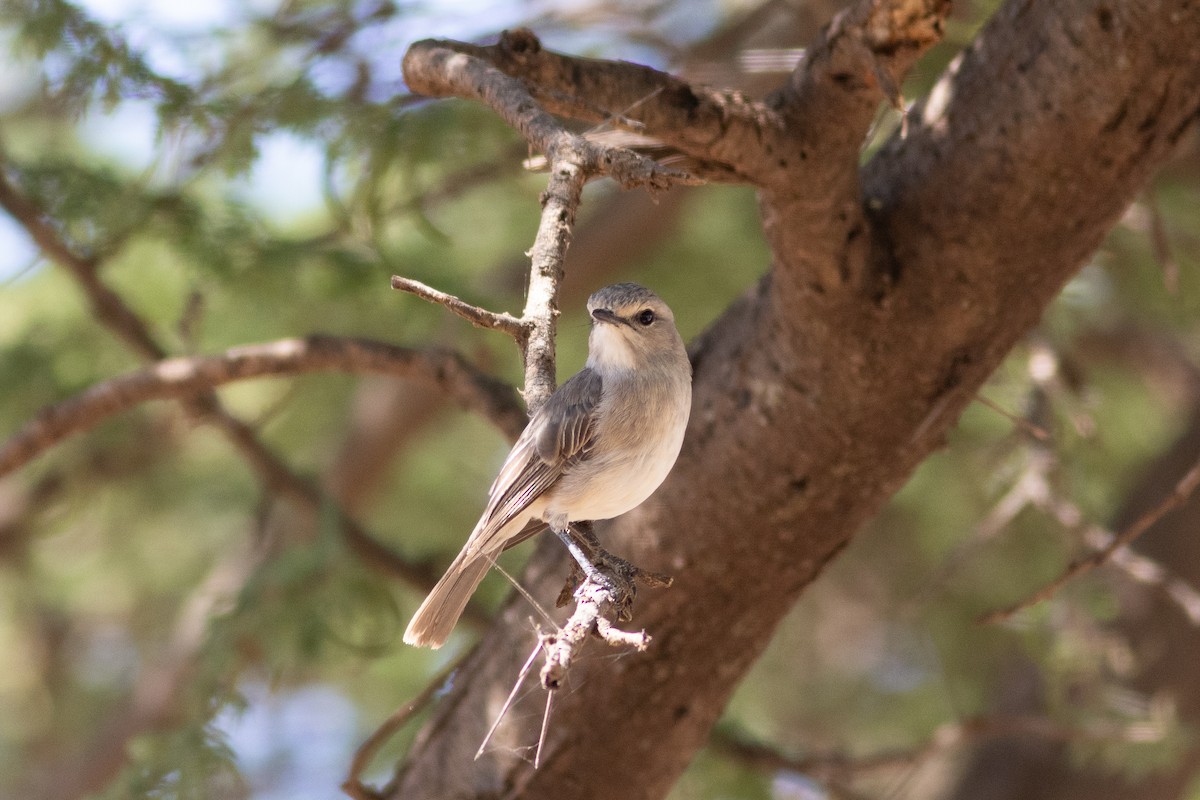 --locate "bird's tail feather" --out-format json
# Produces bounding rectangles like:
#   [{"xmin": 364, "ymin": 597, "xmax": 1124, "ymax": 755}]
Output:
[{"xmin": 403, "ymin": 550, "xmax": 492, "ymax": 648}]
